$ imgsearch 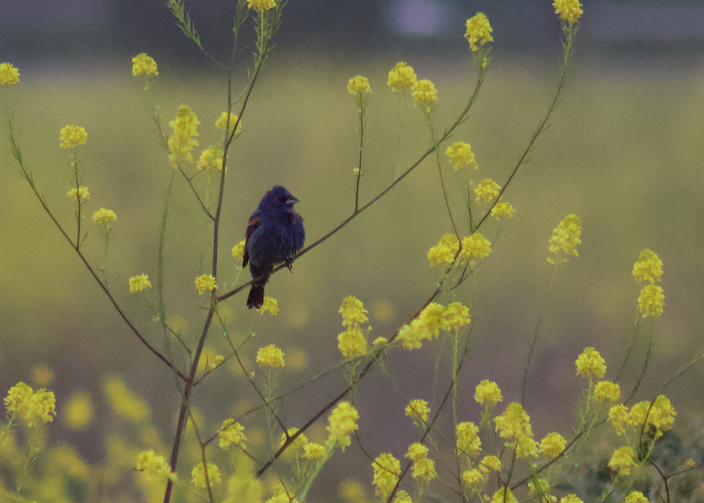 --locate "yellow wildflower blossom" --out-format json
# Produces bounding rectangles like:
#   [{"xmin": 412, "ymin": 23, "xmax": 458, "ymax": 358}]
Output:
[
  {"xmin": 194, "ymin": 274, "xmax": 216, "ymax": 294},
  {"xmin": 132, "ymin": 53, "xmax": 159, "ymax": 77},
  {"xmin": 257, "ymin": 344, "xmax": 285, "ymax": 368},
  {"xmin": 387, "ymin": 62, "xmax": 417, "ymax": 92},
  {"xmin": 59, "ymin": 125, "xmax": 87, "ymax": 149},
  {"xmin": 412, "ymin": 79, "xmax": 438, "ymax": 110},
  {"xmin": 191, "ymin": 462, "xmax": 221, "ymax": 488},
  {"xmin": 638, "ymin": 284, "xmax": 664, "ymax": 318},
  {"xmin": 129, "ymin": 274, "xmax": 152, "ymax": 293},
  {"xmin": 347, "ymin": 75, "xmax": 371, "ymax": 95},
  {"xmin": 465, "ymin": 12, "xmax": 493, "ymax": 51},
  {"xmin": 575, "ymin": 347, "xmax": 606, "ymax": 379},
  {"xmin": 547, "ymin": 214, "xmax": 581, "ymax": 265},
  {"xmin": 446, "ymin": 142, "xmax": 477, "ymax": 170},
  {"xmin": 428, "ymin": 233, "xmax": 460, "ymax": 265},
  {"xmin": 553, "ymin": 0, "xmax": 583, "ymax": 24},
  {"xmin": 0, "ymin": 62, "xmax": 20, "ymax": 85}
]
